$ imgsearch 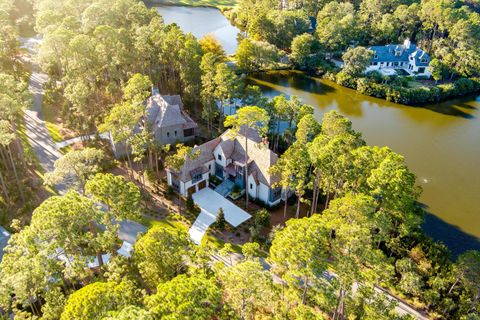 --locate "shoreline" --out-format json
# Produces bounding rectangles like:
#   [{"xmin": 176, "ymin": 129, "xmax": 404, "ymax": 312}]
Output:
[
  {"xmin": 247, "ymin": 69, "xmax": 480, "ymax": 107},
  {"xmin": 143, "ymin": 0, "xmax": 236, "ymax": 10}
]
